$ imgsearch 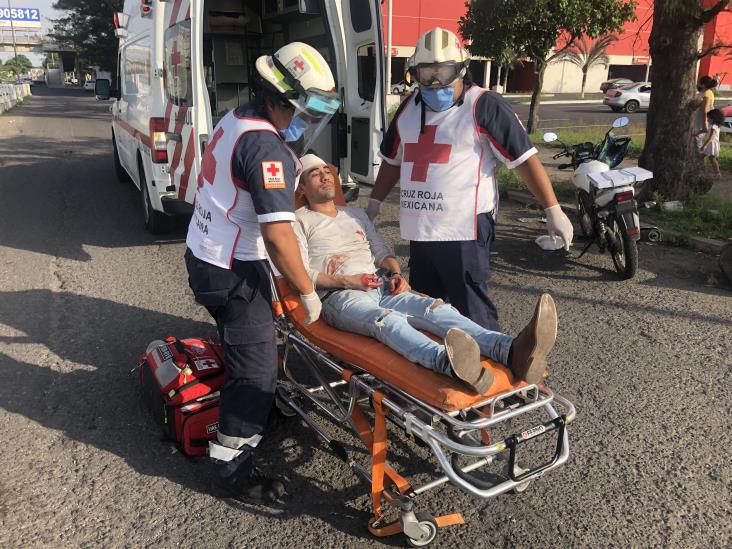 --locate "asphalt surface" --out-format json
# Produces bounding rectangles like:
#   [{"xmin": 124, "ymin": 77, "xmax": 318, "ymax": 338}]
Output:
[
  {"xmin": 1, "ymin": 87, "xmax": 731, "ymax": 548},
  {"xmin": 505, "ymin": 96, "xmax": 648, "ymax": 132}
]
